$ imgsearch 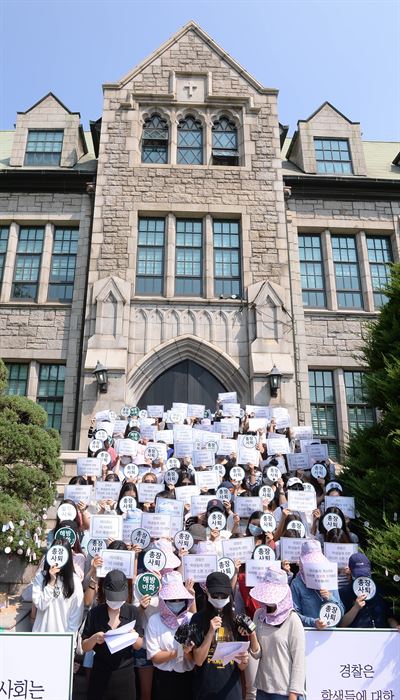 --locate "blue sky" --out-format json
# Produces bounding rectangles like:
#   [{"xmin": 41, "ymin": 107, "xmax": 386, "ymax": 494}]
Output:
[{"xmin": 1, "ymin": 0, "xmax": 399, "ymax": 141}]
